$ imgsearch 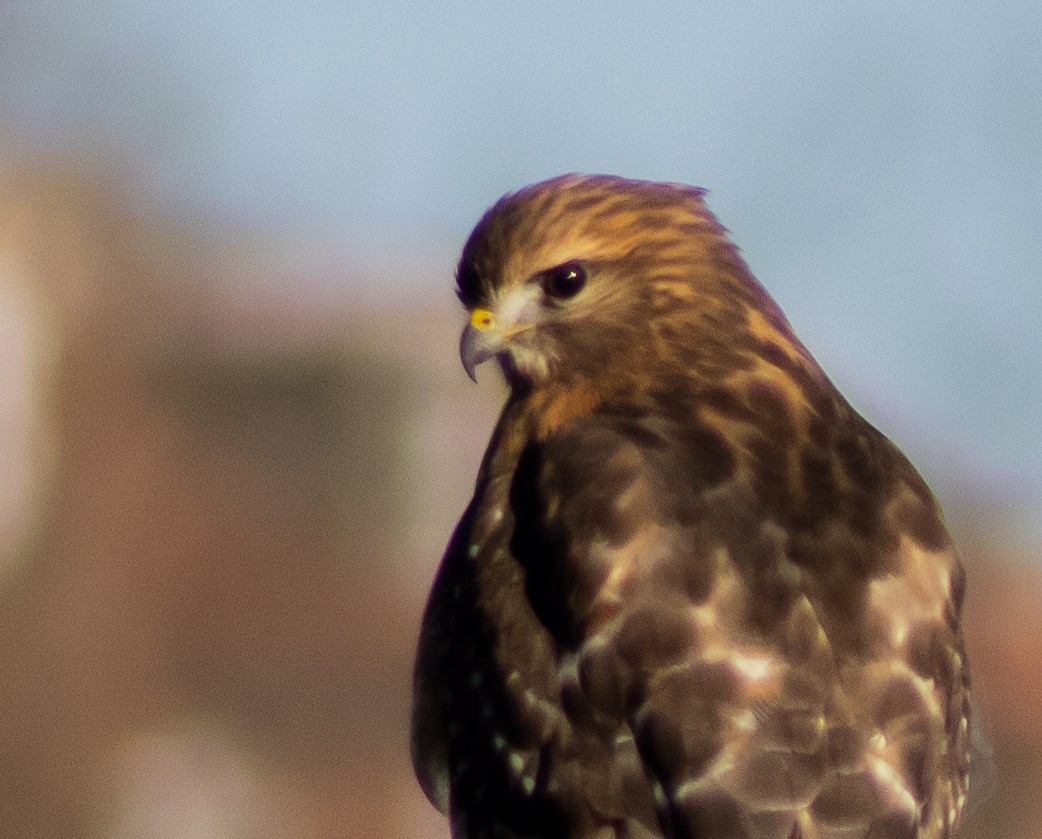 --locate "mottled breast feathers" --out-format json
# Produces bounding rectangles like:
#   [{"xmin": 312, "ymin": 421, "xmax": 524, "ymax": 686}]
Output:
[{"xmin": 412, "ymin": 174, "xmax": 971, "ymax": 839}]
